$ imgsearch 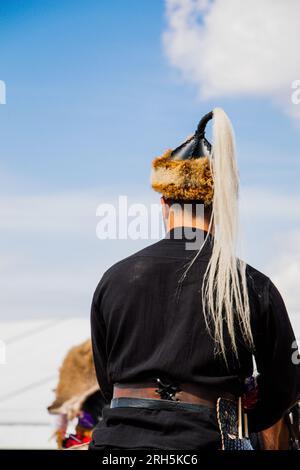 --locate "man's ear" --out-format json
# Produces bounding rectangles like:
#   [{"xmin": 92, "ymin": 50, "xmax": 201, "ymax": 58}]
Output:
[{"xmin": 161, "ymin": 197, "xmax": 170, "ymax": 221}]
